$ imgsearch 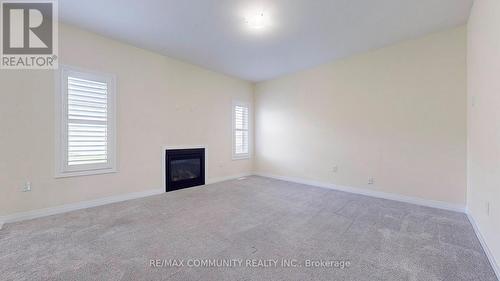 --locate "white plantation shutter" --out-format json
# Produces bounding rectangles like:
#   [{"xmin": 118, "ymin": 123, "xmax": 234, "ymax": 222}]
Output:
[
  {"xmin": 57, "ymin": 66, "xmax": 116, "ymax": 177},
  {"xmin": 233, "ymin": 103, "xmax": 250, "ymax": 158},
  {"xmin": 67, "ymin": 77, "xmax": 108, "ymax": 166}
]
